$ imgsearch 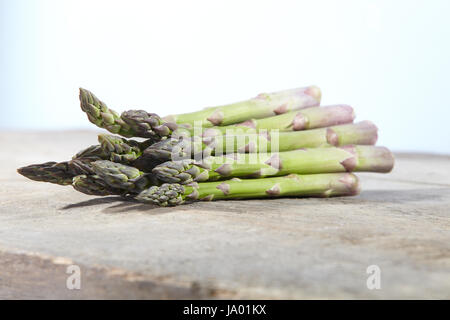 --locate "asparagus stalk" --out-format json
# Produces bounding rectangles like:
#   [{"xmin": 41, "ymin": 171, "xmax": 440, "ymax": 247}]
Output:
[
  {"xmin": 143, "ymin": 121, "xmax": 378, "ymax": 162},
  {"xmin": 201, "ymin": 104, "xmax": 354, "ymax": 136},
  {"xmin": 135, "ymin": 173, "xmax": 360, "ymax": 206},
  {"xmin": 91, "ymin": 160, "xmax": 159, "ymax": 193},
  {"xmin": 80, "ymin": 86, "xmax": 320, "ymax": 138},
  {"xmin": 163, "ymin": 86, "xmax": 321, "ymax": 127},
  {"xmin": 80, "ymin": 88, "xmax": 178, "ymax": 139},
  {"xmin": 152, "ymin": 146, "xmax": 394, "ymax": 184}
]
